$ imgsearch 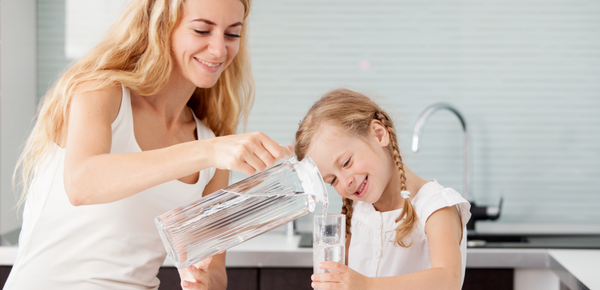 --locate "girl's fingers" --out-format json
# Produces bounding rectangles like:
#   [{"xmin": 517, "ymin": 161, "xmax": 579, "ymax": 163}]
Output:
[
  {"xmin": 311, "ymin": 281, "xmax": 338, "ymax": 290},
  {"xmin": 312, "ymin": 273, "xmax": 342, "ymax": 283},
  {"xmin": 319, "ymin": 261, "xmax": 345, "ymax": 271}
]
